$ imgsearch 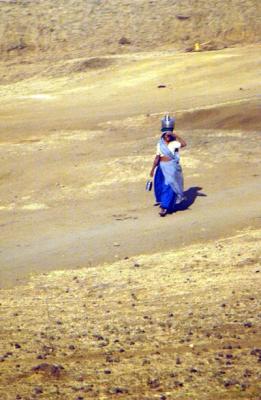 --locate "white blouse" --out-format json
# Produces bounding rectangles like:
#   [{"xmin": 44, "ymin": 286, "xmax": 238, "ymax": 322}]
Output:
[{"xmin": 156, "ymin": 140, "xmax": 181, "ymax": 157}]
